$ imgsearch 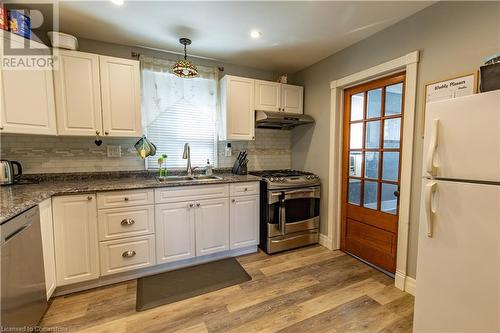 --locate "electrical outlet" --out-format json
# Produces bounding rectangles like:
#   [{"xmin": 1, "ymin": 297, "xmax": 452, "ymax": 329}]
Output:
[{"xmin": 107, "ymin": 145, "xmax": 122, "ymax": 157}]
